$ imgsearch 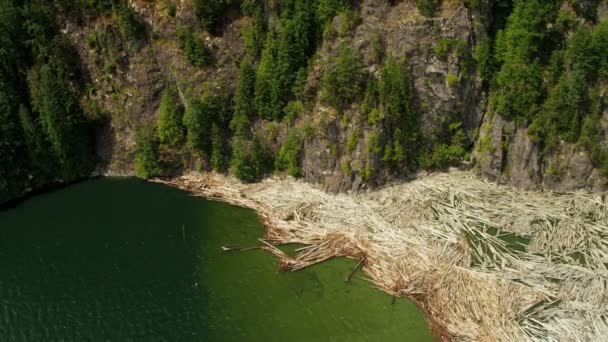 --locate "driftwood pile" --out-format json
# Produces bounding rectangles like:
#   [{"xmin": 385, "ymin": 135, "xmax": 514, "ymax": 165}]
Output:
[{"xmin": 154, "ymin": 171, "xmax": 608, "ymax": 342}]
